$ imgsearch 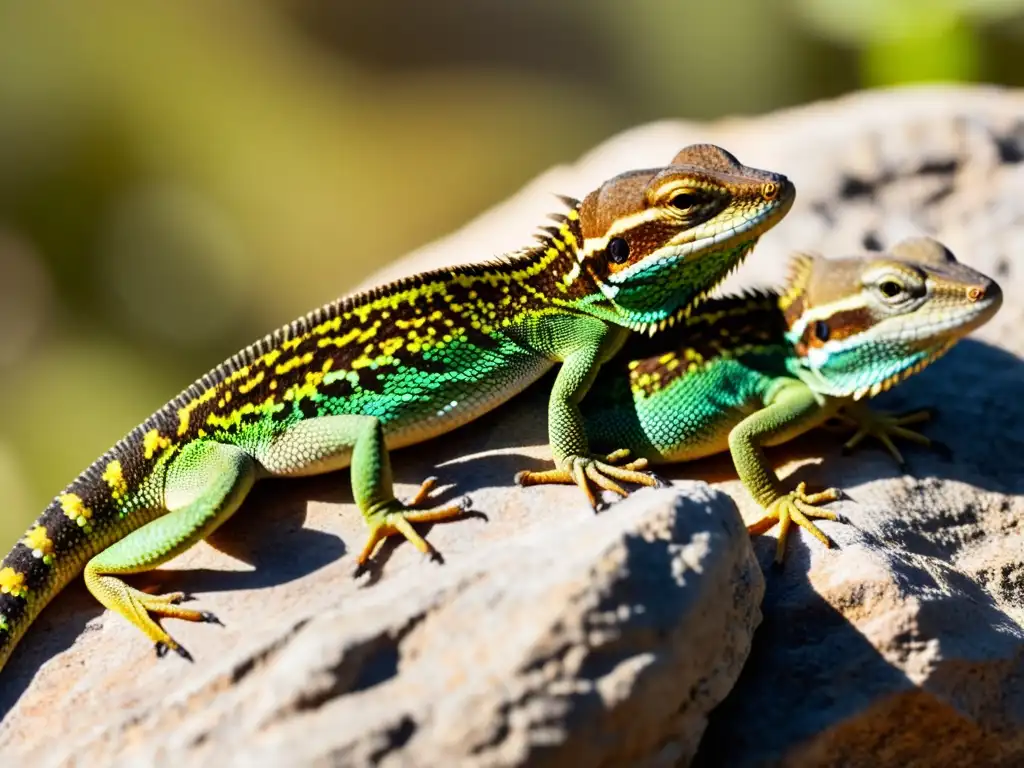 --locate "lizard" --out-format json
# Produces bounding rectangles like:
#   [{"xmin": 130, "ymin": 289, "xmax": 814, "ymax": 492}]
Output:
[
  {"xmin": 574, "ymin": 236, "xmax": 1002, "ymax": 562},
  {"xmin": 0, "ymin": 144, "xmax": 794, "ymax": 668}
]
